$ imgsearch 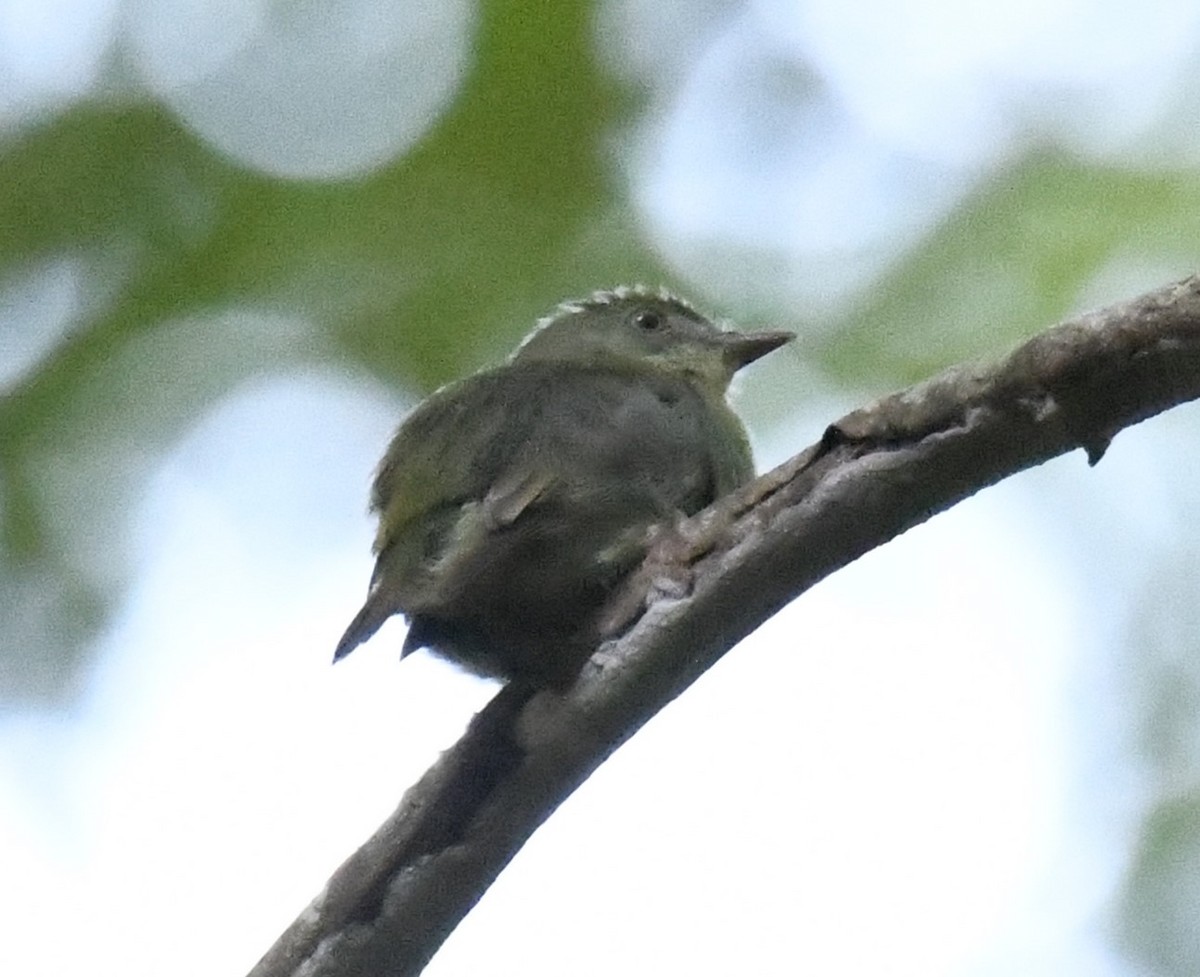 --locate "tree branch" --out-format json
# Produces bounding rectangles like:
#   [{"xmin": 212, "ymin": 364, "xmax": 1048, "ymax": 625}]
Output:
[{"xmin": 249, "ymin": 274, "xmax": 1200, "ymax": 977}]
